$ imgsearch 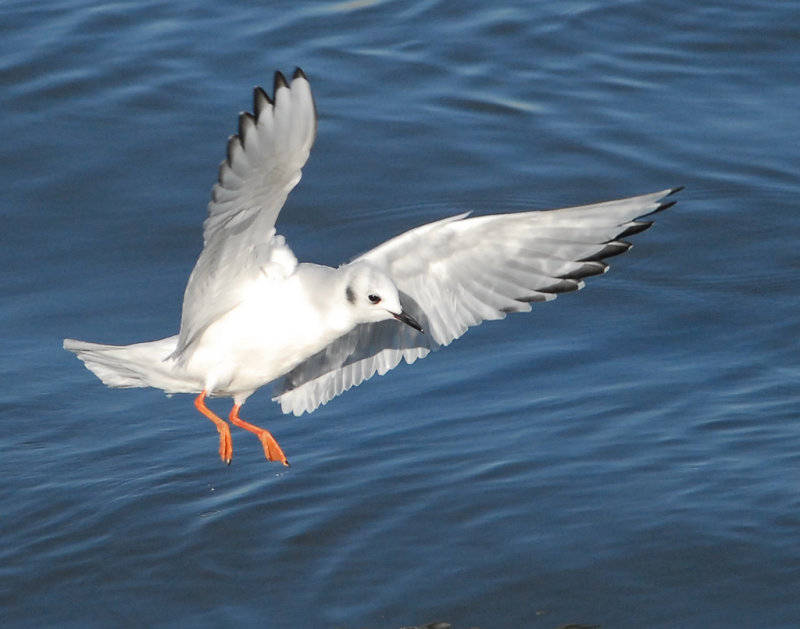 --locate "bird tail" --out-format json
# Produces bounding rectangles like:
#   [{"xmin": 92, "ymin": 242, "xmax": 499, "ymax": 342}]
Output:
[{"xmin": 63, "ymin": 335, "xmax": 192, "ymax": 393}]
